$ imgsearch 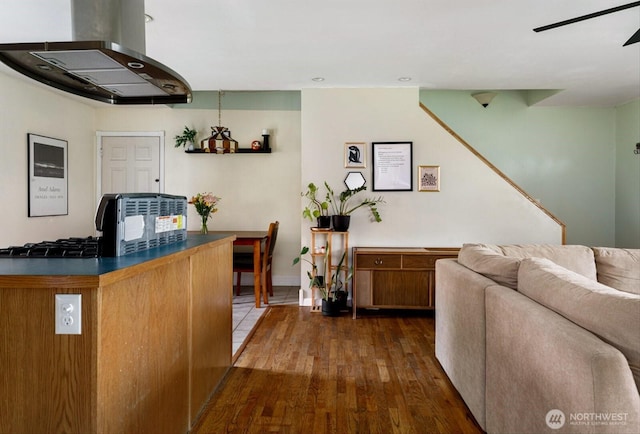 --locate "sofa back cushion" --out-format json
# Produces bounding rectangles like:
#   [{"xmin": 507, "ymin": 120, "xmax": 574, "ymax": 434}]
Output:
[
  {"xmin": 518, "ymin": 257, "xmax": 640, "ymax": 391},
  {"xmin": 458, "ymin": 244, "xmax": 521, "ymax": 289},
  {"xmin": 500, "ymin": 244, "xmax": 597, "ymax": 280},
  {"xmin": 458, "ymin": 243, "xmax": 597, "ymax": 290},
  {"xmin": 593, "ymin": 247, "xmax": 640, "ymax": 295}
]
